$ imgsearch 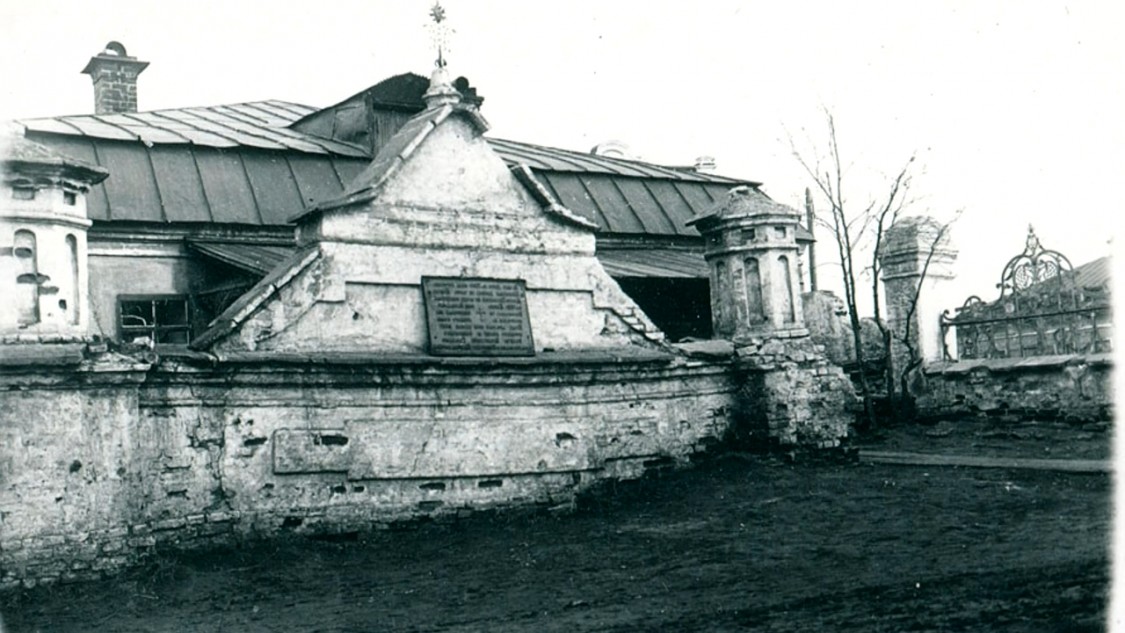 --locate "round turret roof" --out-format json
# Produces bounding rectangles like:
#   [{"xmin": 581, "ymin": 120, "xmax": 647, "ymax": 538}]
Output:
[{"xmin": 1, "ymin": 129, "xmax": 108, "ymax": 184}]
